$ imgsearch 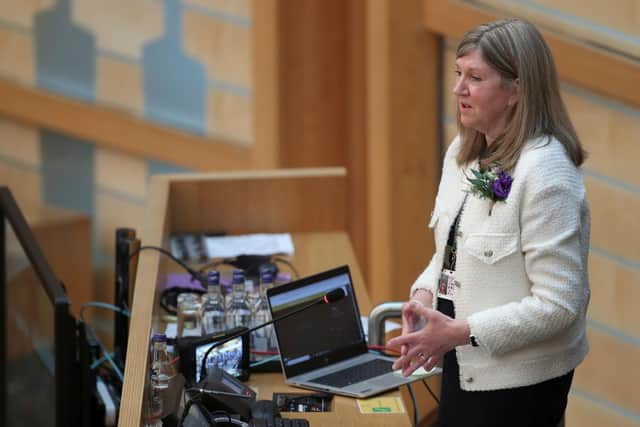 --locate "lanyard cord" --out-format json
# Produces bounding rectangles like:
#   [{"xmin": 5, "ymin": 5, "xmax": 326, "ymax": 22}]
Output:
[{"xmin": 444, "ymin": 194, "xmax": 468, "ymax": 271}]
